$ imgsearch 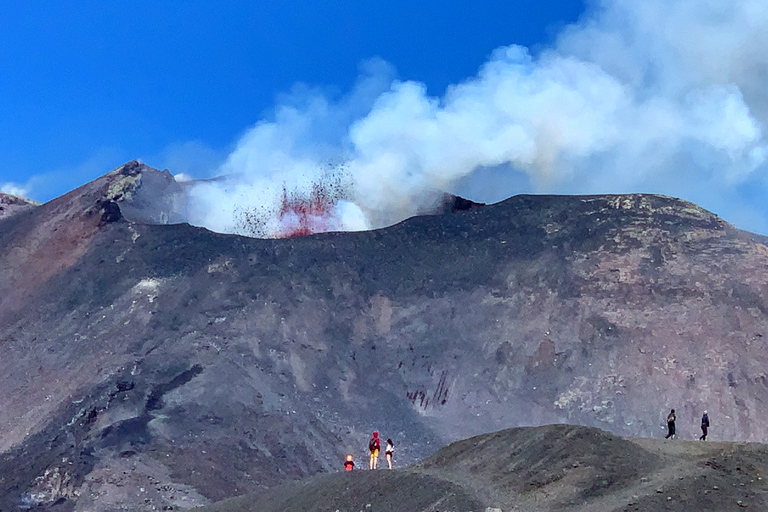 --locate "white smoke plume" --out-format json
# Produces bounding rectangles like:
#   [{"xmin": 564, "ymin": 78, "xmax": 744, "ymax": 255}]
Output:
[
  {"xmin": 0, "ymin": 182, "xmax": 29, "ymax": 199},
  {"xmin": 187, "ymin": 0, "xmax": 768, "ymax": 237}
]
